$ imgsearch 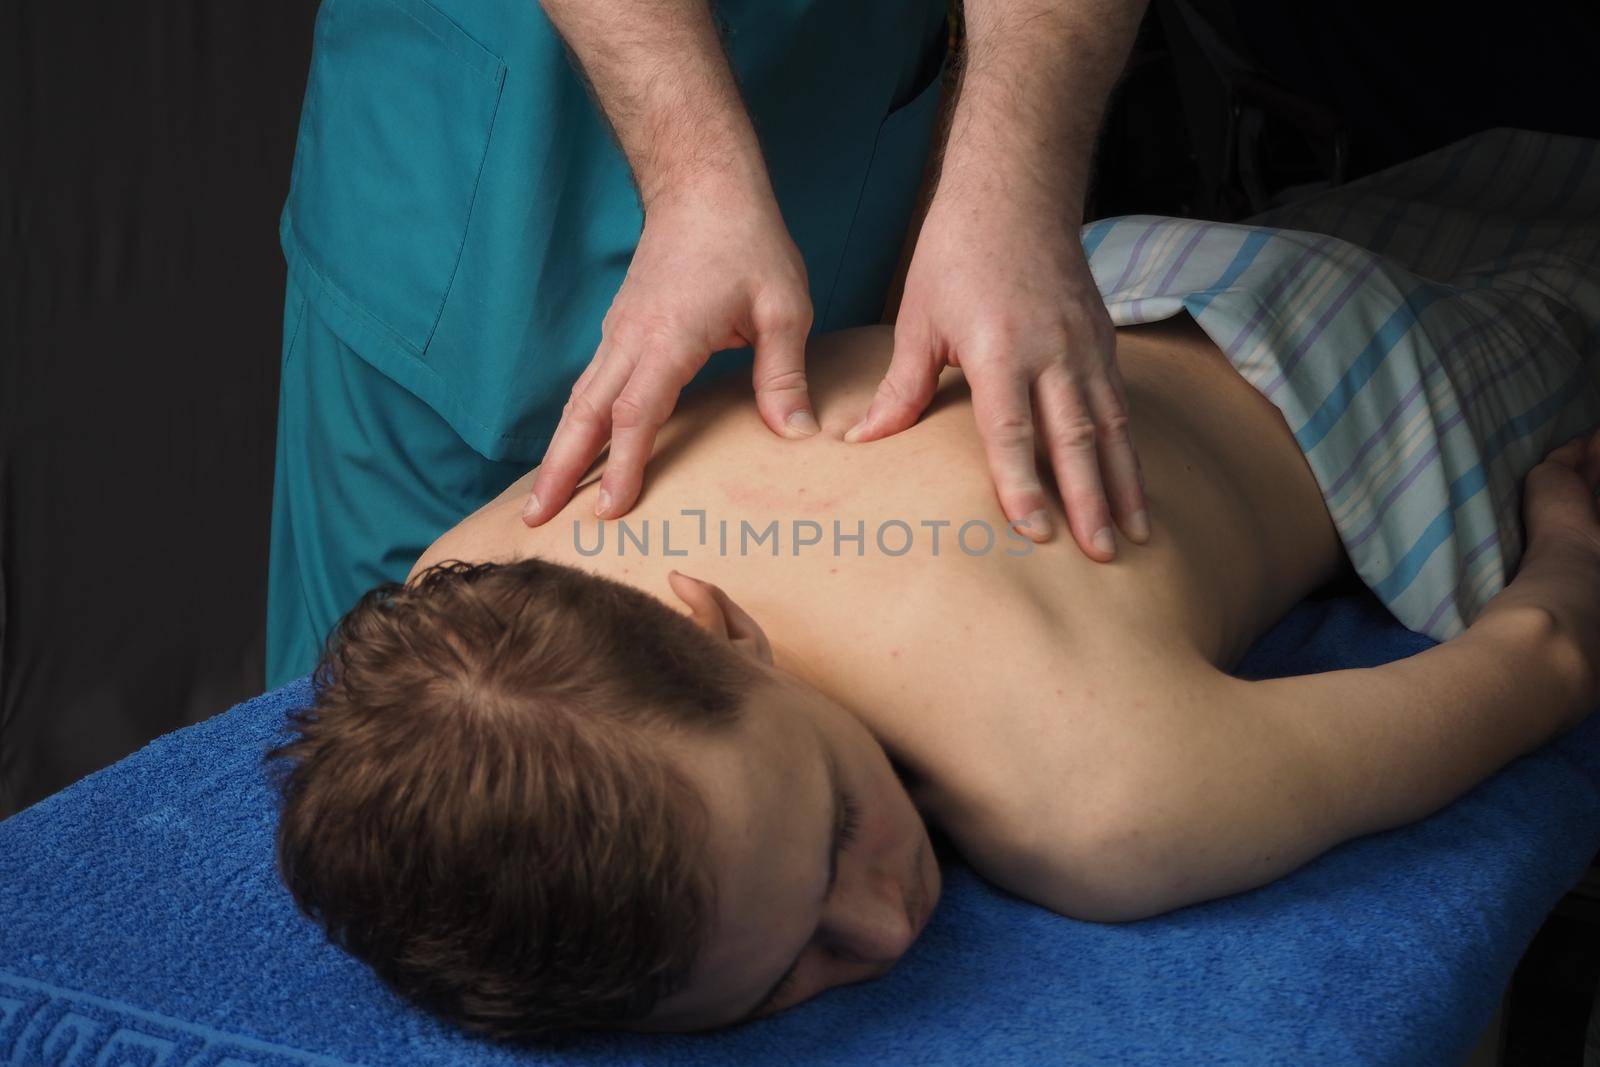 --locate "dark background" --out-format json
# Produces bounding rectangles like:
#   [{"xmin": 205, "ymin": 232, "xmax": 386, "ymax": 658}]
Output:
[
  {"xmin": 3, "ymin": 2, "xmax": 318, "ymax": 817},
  {"xmin": 3, "ymin": 1, "xmax": 1598, "ymax": 1058}
]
